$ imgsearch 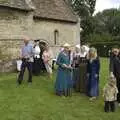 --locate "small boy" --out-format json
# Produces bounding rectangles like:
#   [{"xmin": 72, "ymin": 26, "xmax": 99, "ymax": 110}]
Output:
[{"xmin": 103, "ymin": 76, "xmax": 118, "ymax": 112}]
